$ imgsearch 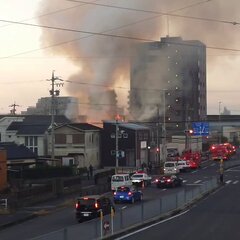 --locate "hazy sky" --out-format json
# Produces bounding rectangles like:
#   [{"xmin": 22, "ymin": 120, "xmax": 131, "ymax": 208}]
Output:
[{"xmin": 1, "ymin": 0, "xmax": 240, "ymax": 117}]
